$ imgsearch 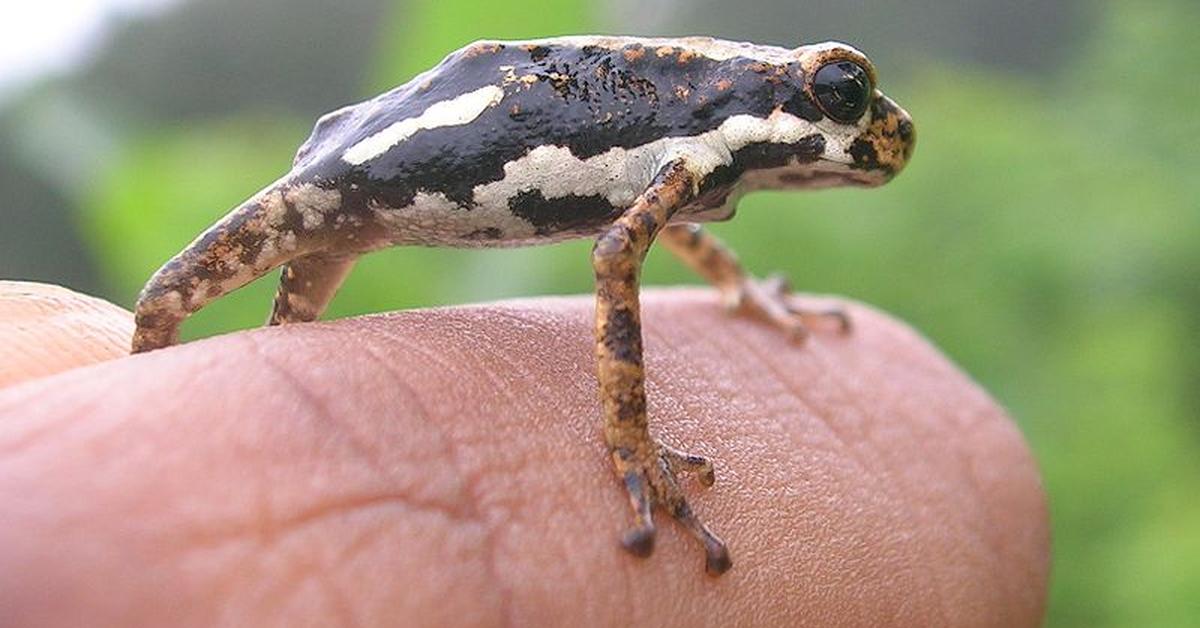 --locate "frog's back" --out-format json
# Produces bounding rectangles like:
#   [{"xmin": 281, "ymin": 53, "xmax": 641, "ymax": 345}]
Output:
[{"xmin": 293, "ymin": 36, "xmax": 821, "ymax": 246}]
